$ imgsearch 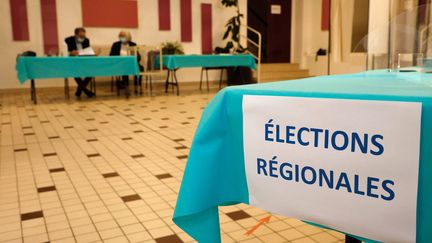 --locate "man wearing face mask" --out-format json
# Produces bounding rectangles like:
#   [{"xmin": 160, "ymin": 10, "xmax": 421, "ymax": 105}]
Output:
[
  {"xmin": 64, "ymin": 27, "xmax": 95, "ymax": 98},
  {"xmin": 109, "ymin": 31, "xmax": 143, "ymax": 94}
]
